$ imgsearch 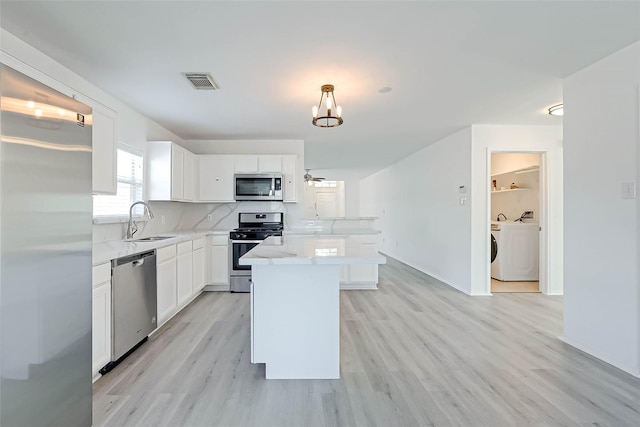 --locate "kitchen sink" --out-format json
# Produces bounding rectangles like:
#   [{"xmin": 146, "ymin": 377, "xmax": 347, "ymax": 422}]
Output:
[{"xmin": 131, "ymin": 236, "xmax": 176, "ymax": 242}]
